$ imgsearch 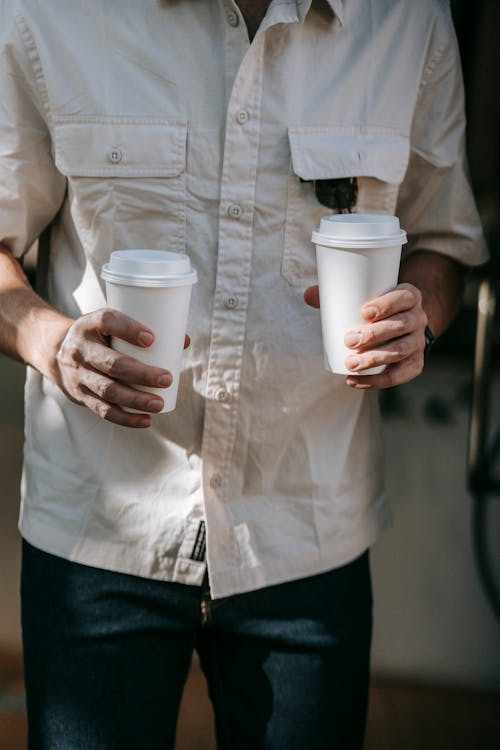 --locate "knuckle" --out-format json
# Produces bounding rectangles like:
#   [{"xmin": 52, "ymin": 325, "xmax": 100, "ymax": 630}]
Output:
[
  {"xmin": 99, "ymin": 402, "xmax": 115, "ymax": 421},
  {"xmin": 399, "ymin": 284, "xmax": 420, "ymax": 308},
  {"xmin": 363, "ymin": 326, "xmax": 377, "ymax": 346},
  {"xmin": 135, "ymin": 367, "xmax": 155, "ymax": 387},
  {"xmin": 363, "ymin": 353, "xmax": 378, "ymax": 369},
  {"xmin": 397, "ymin": 315, "xmax": 410, "ymax": 335},
  {"xmin": 405, "ymin": 290, "xmax": 418, "ymax": 308},
  {"xmin": 131, "ymin": 391, "xmax": 149, "ymax": 411},
  {"xmin": 104, "ymin": 354, "xmax": 121, "ymax": 377},
  {"xmin": 97, "ymin": 308, "xmax": 117, "ymax": 333},
  {"xmin": 395, "ymin": 337, "xmax": 411, "ymax": 358},
  {"xmin": 57, "ymin": 342, "xmax": 80, "ymax": 366},
  {"xmin": 412, "ymin": 286, "xmax": 422, "ymax": 304},
  {"xmin": 100, "ymin": 379, "xmax": 118, "ymax": 401}
]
